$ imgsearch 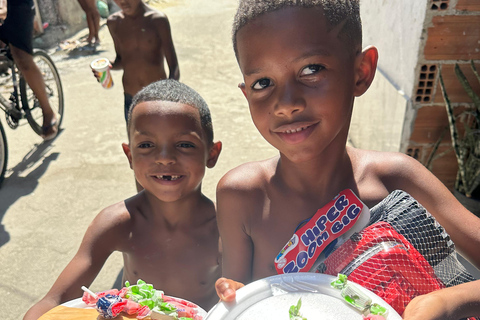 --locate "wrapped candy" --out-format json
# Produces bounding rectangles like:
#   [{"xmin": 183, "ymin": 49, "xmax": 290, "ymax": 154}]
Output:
[
  {"xmin": 123, "ymin": 299, "xmax": 151, "ymax": 319},
  {"xmin": 96, "ymin": 294, "xmax": 128, "ymax": 319},
  {"xmin": 82, "ymin": 287, "xmax": 128, "ymax": 305},
  {"xmin": 82, "ymin": 280, "xmax": 202, "ymax": 320},
  {"xmin": 163, "ymin": 297, "xmax": 200, "ymax": 319}
]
